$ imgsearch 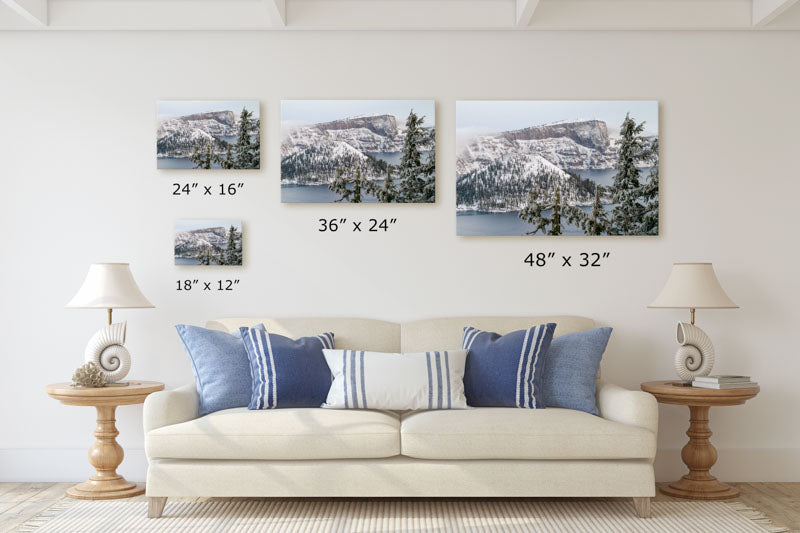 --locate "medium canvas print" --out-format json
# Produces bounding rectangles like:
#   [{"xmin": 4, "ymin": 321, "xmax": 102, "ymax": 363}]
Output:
[
  {"xmin": 174, "ymin": 220, "xmax": 243, "ymax": 266},
  {"xmin": 456, "ymin": 101, "xmax": 659, "ymax": 236},
  {"xmin": 281, "ymin": 100, "xmax": 435, "ymax": 203},
  {"xmin": 157, "ymin": 101, "xmax": 260, "ymax": 169}
]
